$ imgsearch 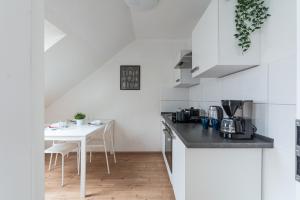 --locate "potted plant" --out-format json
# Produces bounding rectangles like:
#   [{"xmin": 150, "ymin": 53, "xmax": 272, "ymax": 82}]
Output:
[
  {"xmin": 74, "ymin": 112, "xmax": 86, "ymax": 126},
  {"xmin": 234, "ymin": 0, "xmax": 271, "ymax": 52}
]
